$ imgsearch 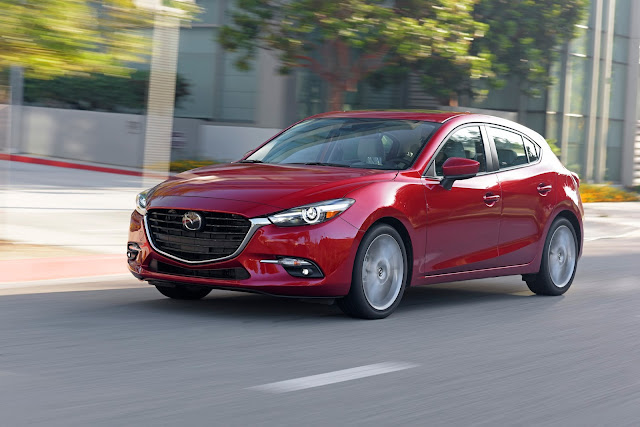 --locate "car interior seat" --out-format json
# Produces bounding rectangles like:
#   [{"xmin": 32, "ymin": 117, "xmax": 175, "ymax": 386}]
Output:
[
  {"xmin": 474, "ymin": 141, "xmax": 486, "ymax": 172},
  {"xmin": 496, "ymin": 148, "xmax": 517, "ymax": 168},
  {"xmin": 357, "ymin": 135, "xmax": 384, "ymax": 165},
  {"xmin": 443, "ymin": 140, "xmax": 466, "ymax": 159},
  {"xmin": 435, "ymin": 140, "xmax": 466, "ymax": 175}
]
